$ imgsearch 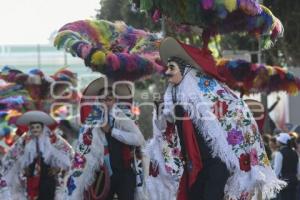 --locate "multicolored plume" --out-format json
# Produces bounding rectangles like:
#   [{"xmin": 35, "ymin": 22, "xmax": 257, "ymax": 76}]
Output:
[
  {"xmin": 54, "ymin": 20, "xmax": 163, "ymax": 81},
  {"xmin": 134, "ymin": 0, "xmax": 283, "ymax": 49},
  {"xmin": 0, "ymin": 66, "xmax": 79, "ymax": 146},
  {"xmin": 217, "ymin": 59, "xmax": 300, "ymax": 95}
]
